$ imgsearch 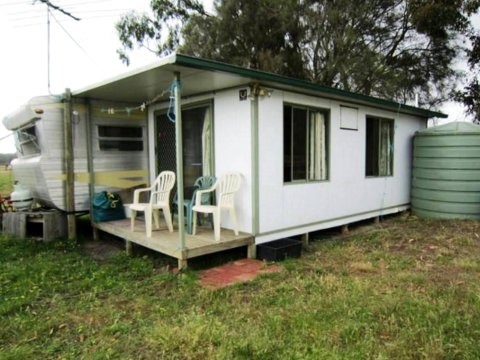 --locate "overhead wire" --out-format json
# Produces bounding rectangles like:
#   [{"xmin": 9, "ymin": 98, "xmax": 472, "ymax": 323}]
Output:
[
  {"xmin": 55, "ymin": 0, "xmax": 114, "ymax": 6},
  {"xmin": 48, "ymin": 9, "xmax": 100, "ymax": 69},
  {"xmin": 0, "ymin": 1, "xmax": 32, "ymax": 7}
]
